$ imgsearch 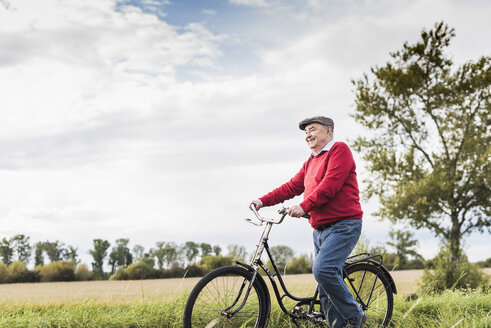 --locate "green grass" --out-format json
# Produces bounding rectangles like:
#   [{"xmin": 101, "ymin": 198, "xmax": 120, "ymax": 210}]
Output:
[
  {"xmin": 0, "ymin": 298, "xmax": 185, "ymax": 328},
  {"xmin": 0, "ymin": 290, "xmax": 489, "ymax": 327},
  {"xmin": 390, "ymin": 289, "xmax": 491, "ymax": 328}
]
